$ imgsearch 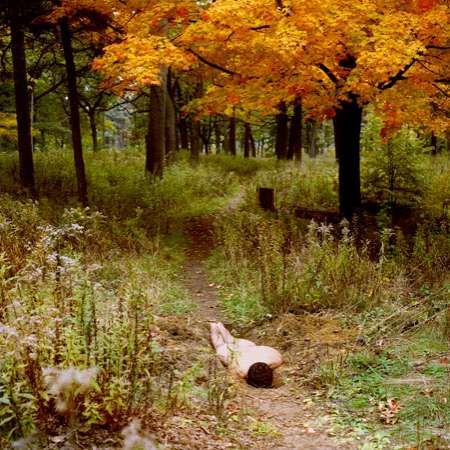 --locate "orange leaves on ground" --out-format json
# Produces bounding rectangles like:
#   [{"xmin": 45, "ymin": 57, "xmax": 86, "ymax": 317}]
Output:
[{"xmin": 378, "ymin": 399, "xmax": 400, "ymax": 424}]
